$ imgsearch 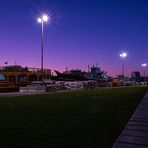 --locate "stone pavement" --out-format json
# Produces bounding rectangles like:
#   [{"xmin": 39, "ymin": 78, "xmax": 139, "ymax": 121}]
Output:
[{"xmin": 112, "ymin": 92, "xmax": 148, "ymax": 148}]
